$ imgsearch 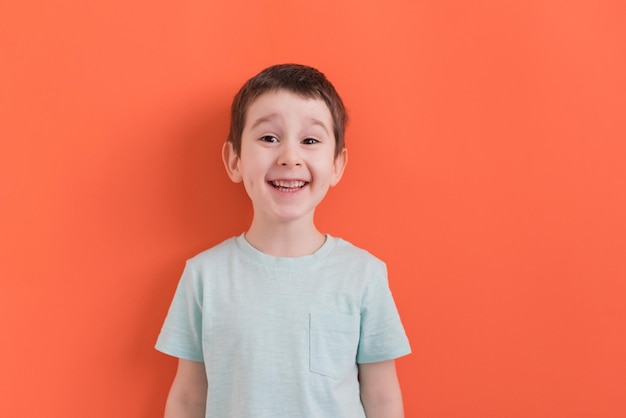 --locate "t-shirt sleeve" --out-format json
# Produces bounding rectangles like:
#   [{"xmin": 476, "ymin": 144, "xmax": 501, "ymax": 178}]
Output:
[
  {"xmin": 155, "ymin": 261, "xmax": 205, "ymax": 362},
  {"xmin": 356, "ymin": 262, "xmax": 411, "ymax": 364}
]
